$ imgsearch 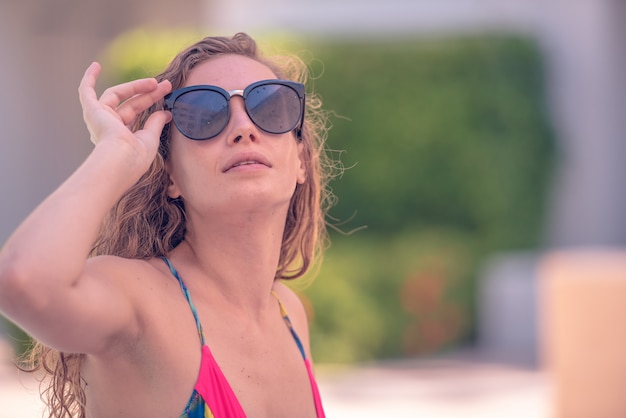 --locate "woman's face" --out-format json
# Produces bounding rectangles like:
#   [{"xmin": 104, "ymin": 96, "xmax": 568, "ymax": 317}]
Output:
[{"xmin": 165, "ymin": 54, "xmax": 306, "ymax": 220}]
